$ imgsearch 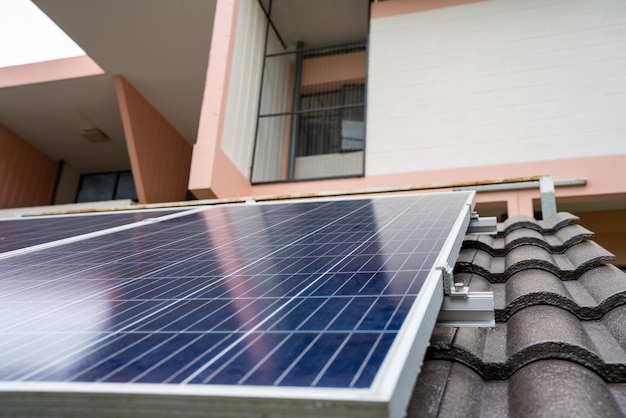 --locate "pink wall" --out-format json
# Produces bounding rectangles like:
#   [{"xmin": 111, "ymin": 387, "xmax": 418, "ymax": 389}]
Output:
[
  {"xmin": 250, "ymin": 154, "xmax": 626, "ymax": 217},
  {"xmin": 0, "ymin": 56, "xmax": 103, "ymax": 88},
  {"xmin": 0, "ymin": 124, "xmax": 58, "ymax": 209},
  {"xmin": 189, "ymin": 0, "xmax": 250, "ymax": 199},
  {"xmin": 370, "ymin": 0, "xmax": 484, "ymax": 19},
  {"xmin": 115, "ymin": 75, "xmax": 192, "ymax": 204},
  {"xmin": 301, "ymin": 51, "xmax": 366, "ymax": 93}
]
